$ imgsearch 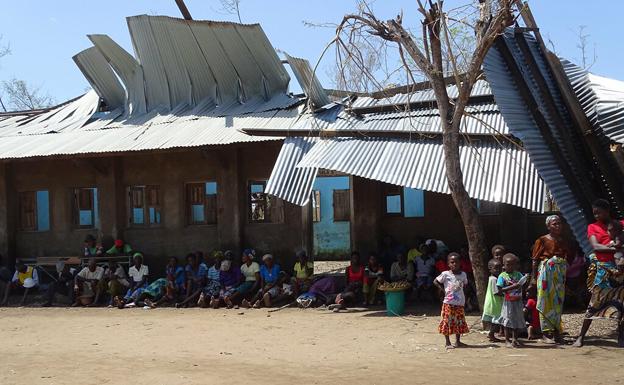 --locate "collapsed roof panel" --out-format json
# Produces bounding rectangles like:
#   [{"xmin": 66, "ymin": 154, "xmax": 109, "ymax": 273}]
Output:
[
  {"xmin": 88, "ymin": 34, "xmax": 147, "ymax": 115},
  {"xmin": 285, "ymin": 53, "xmax": 330, "ymax": 109},
  {"xmin": 266, "ymin": 136, "xmax": 545, "ymax": 212},
  {"xmin": 483, "ymin": 30, "xmax": 591, "ymax": 252},
  {"xmin": 127, "ymin": 15, "xmax": 173, "ymax": 110},
  {"xmin": 73, "ymin": 47, "xmax": 125, "ymax": 109},
  {"xmin": 563, "ymin": 59, "xmax": 624, "ymax": 144}
]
